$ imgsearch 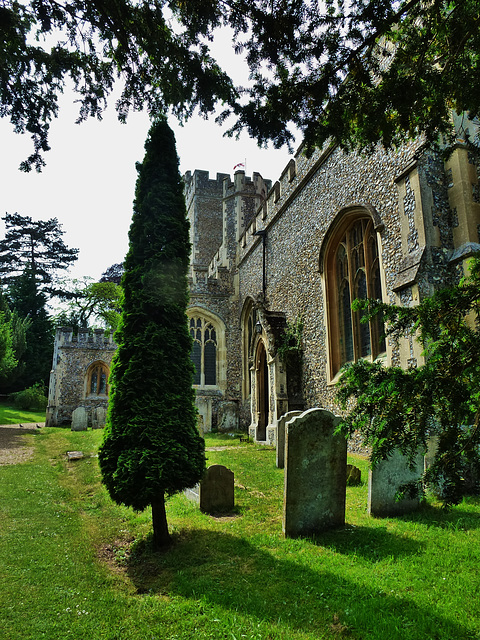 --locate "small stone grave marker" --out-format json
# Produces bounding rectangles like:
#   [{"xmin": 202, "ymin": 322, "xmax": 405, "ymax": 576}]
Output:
[
  {"xmin": 276, "ymin": 410, "xmax": 302, "ymax": 469},
  {"xmin": 200, "ymin": 464, "xmax": 234, "ymax": 514},
  {"xmin": 368, "ymin": 449, "xmax": 424, "ymax": 516},
  {"xmin": 346, "ymin": 464, "xmax": 361, "ymax": 485},
  {"xmin": 67, "ymin": 451, "xmax": 84, "ymax": 461},
  {"xmin": 92, "ymin": 406, "xmax": 106, "ymax": 429},
  {"xmin": 71, "ymin": 407, "xmax": 88, "ymax": 431}
]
